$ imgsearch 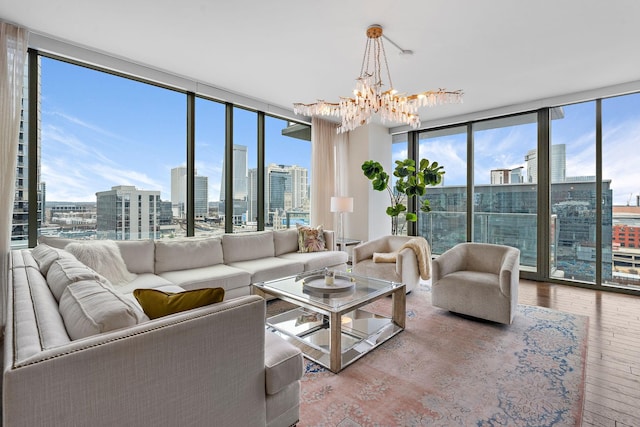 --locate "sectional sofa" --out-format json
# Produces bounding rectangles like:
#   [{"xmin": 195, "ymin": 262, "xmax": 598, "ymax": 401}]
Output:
[{"xmin": 4, "ymin": 229, "xmax": 348, "ymax": 427}]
